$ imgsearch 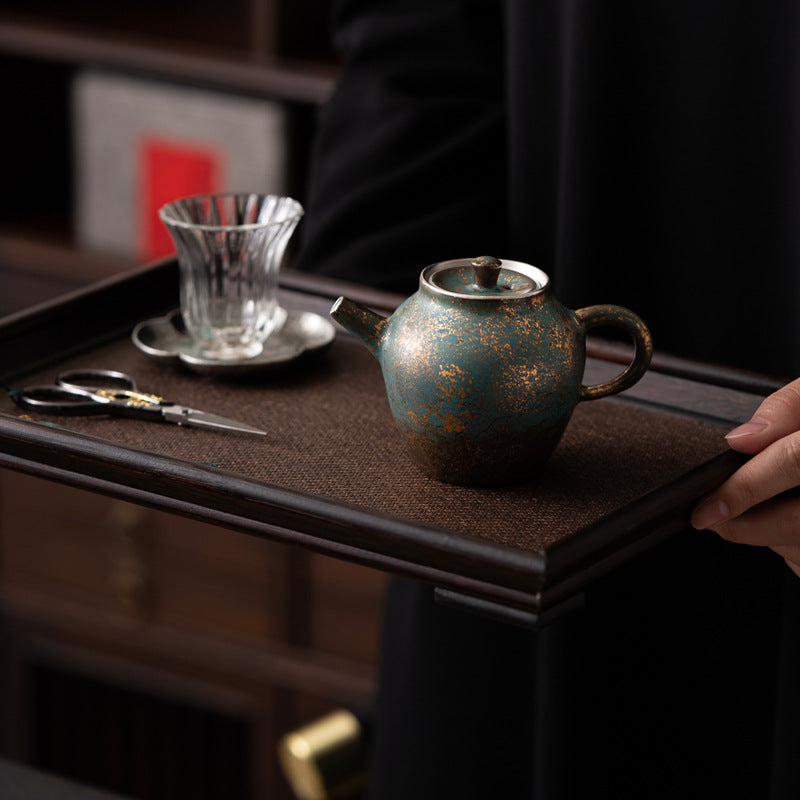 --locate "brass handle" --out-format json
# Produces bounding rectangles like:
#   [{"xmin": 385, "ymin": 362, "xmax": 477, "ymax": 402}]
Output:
[
  {"xmin": 278, "ymin": 710, "xmax": 367, "ymax": 800},
  {"xmin": 107, "ymin": 501, "xmax": 151, "ymax": 619},
  {"xmin": 110, "ymin": 553, "xmax": 148, "ymax": 617},
  {"xmin": 107, "ymin": 501, "xmax": 147, "ymax": 535}
]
